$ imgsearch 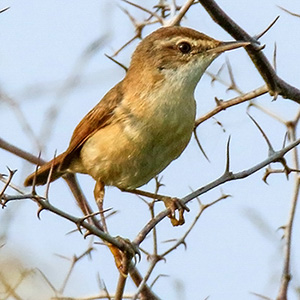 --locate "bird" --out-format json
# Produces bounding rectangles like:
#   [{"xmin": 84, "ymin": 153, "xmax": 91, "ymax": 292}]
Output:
[{"xmin": 24, "ymin": 26, "xmax": 248, "ymax": 225}]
